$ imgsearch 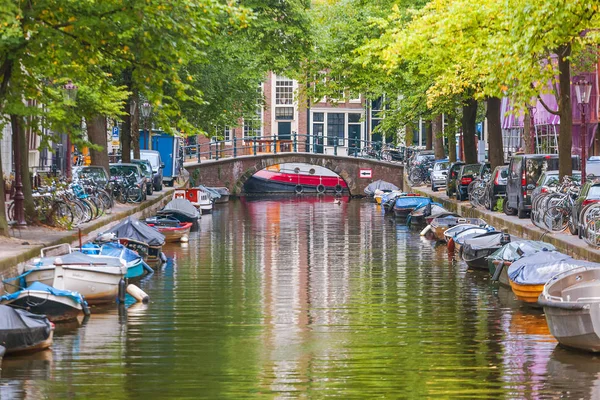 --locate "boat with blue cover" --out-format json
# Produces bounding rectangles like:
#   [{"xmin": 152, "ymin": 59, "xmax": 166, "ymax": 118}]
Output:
[
  {"xmin": 392, "ymin": 195, "xmax": 432, "ymax": 218},
  {"xmin": 0, "ymin": 282, "xmax": 88, "ymax": 322},
  {"xmin": 81, "ymin": 242, "xmax": 152, "ymax": 279}
]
